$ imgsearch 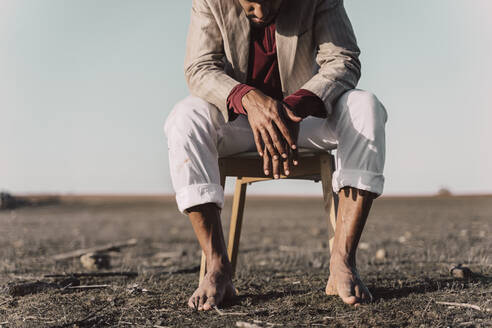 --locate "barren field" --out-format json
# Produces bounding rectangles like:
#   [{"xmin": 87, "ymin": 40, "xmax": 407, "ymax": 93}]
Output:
[{"xmin": 0, "ymin": 195, "xmax": 491, "ymax": 327}]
